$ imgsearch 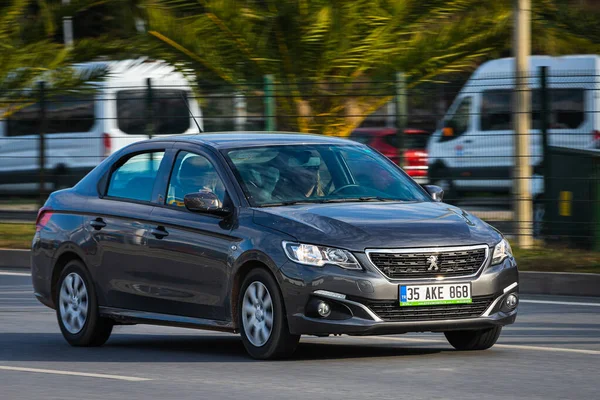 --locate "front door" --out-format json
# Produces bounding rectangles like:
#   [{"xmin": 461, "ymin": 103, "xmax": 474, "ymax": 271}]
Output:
[{"xmin": 142, "ymin": 147, "xmax": 238, "ymax": 320}]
